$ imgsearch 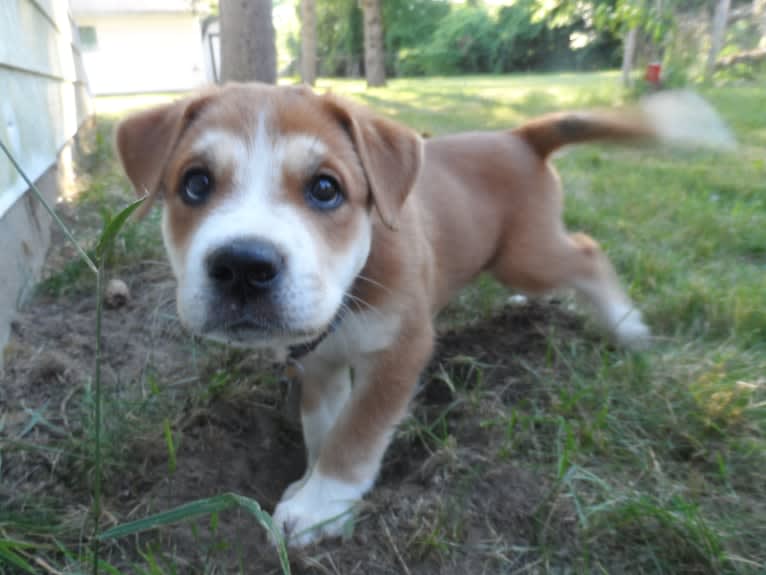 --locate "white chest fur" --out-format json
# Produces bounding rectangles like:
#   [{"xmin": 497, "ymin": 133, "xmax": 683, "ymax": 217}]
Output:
[{"xmin": 314, "ymin": 308, "xmax": 401, "ymax": 363}]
